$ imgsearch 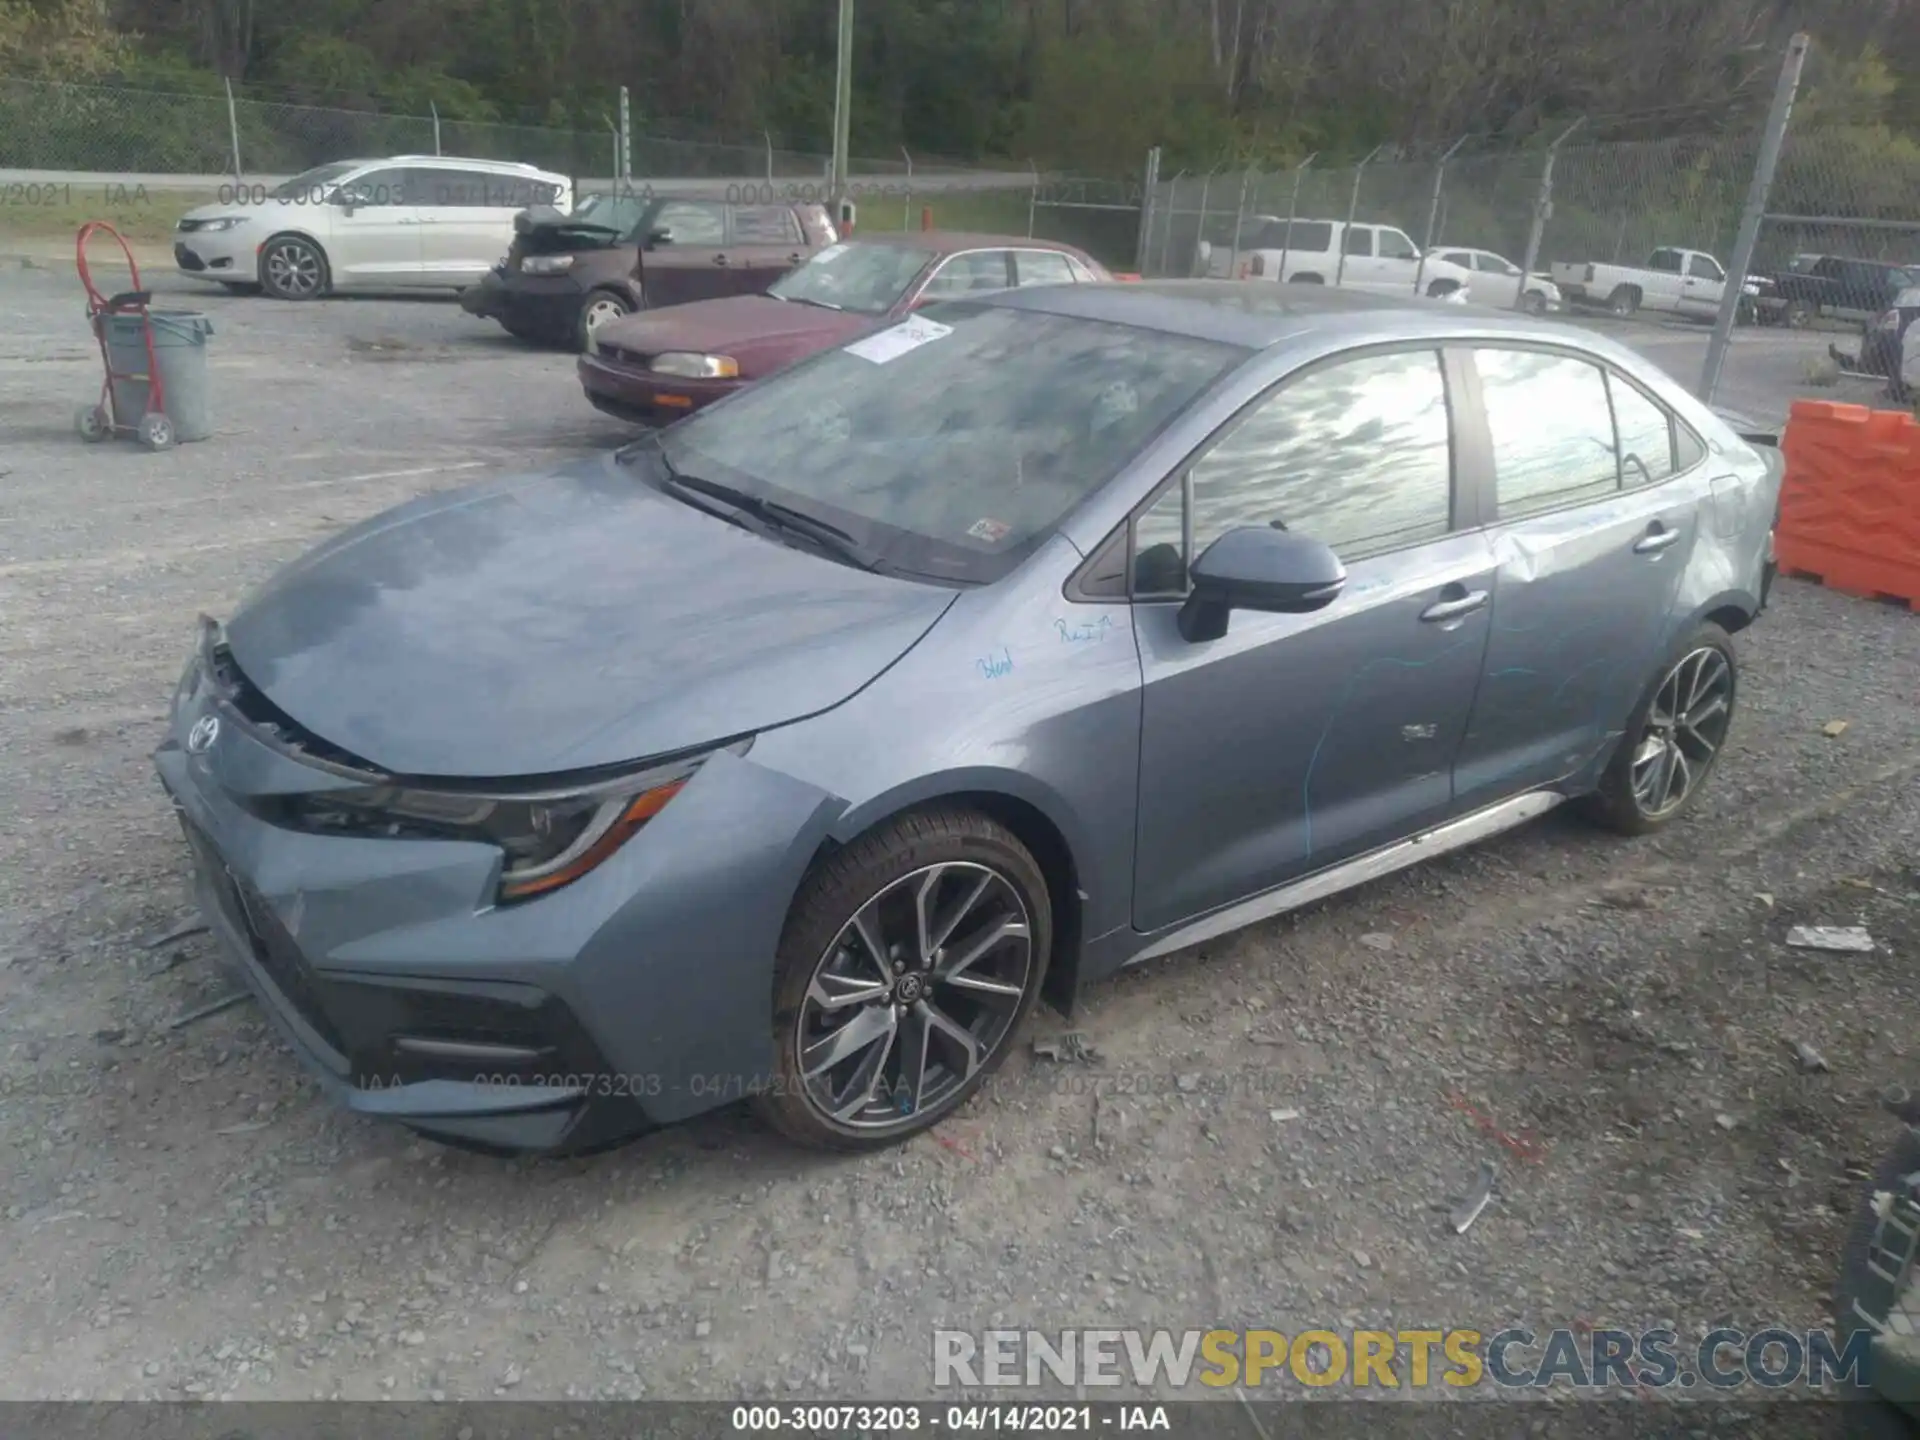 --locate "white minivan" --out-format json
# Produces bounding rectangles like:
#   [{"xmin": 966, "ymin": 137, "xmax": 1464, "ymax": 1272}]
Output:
[{"xmin": 173, "ymin": 156, "xmax": 572, "ymax": 300}]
